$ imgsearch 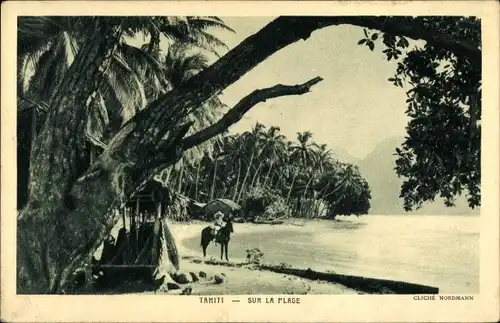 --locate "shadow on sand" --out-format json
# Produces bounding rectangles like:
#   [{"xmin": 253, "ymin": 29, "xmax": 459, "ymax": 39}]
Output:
[{"xmin": 185, "ymin": 256, "xmax": 439, "ymax": 295}]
